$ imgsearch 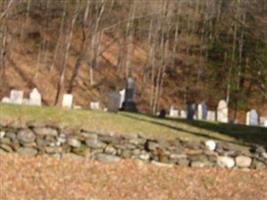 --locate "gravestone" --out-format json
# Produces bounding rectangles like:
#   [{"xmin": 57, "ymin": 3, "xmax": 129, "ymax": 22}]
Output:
[
  {"xmin": 187, "ymin": 103, "xmax": 196, "ymax": 121},
  {"xmin": 29, "ymin": 88, "xmax": 41, "ymax": 106},
  {"xmin": 207, "ymin": 111, "xmax": 216, "ymax": 121},
  {"xmin": 217, "ymin": 100, "xmax": 228, "ymax": 123},
  {"xmin": 159, "ymin": 109, "xmax": 166, "ymax": 118},
  {"xmin": 169, "ymin": 106, "xmax": 179, "ymax": 118},
  {"xmin": 62, "ymin": 94, "xmax": 73, "ymax": 109},
  {"xmin": 122, "ymin": 77, "xmax": 137, "ymax": 112},
  {"xmin": 197, "ymin": 102, "xmax": 208, "ymax": 120},
  {"xmin": 10, "ymin": 90, "xmax": 23, "ymax": 104},
  {"xmin": 90, "ymin": 101, "xmax": 100, "ymax": 110},
  {"xmin": 246, "ymin": 109, "xmax": 258, "ymax": 126},
  {"xmin": 107, "ymin": 92, "xmax": 120, "ymax": 113},
  {"xmin": 1, "ymin": 97, "xmax": 10, "ymax": 103},
  {"xmin": 259, "ymin": 117, "xmax": 267, "ymax": 127},
  {"xmin": 180, "ymin": 110, "xmax": 187, "ymax": 118},
  {"xmin": 119, "ymin": 89, "xmax": 125, "ymax": 109}
]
